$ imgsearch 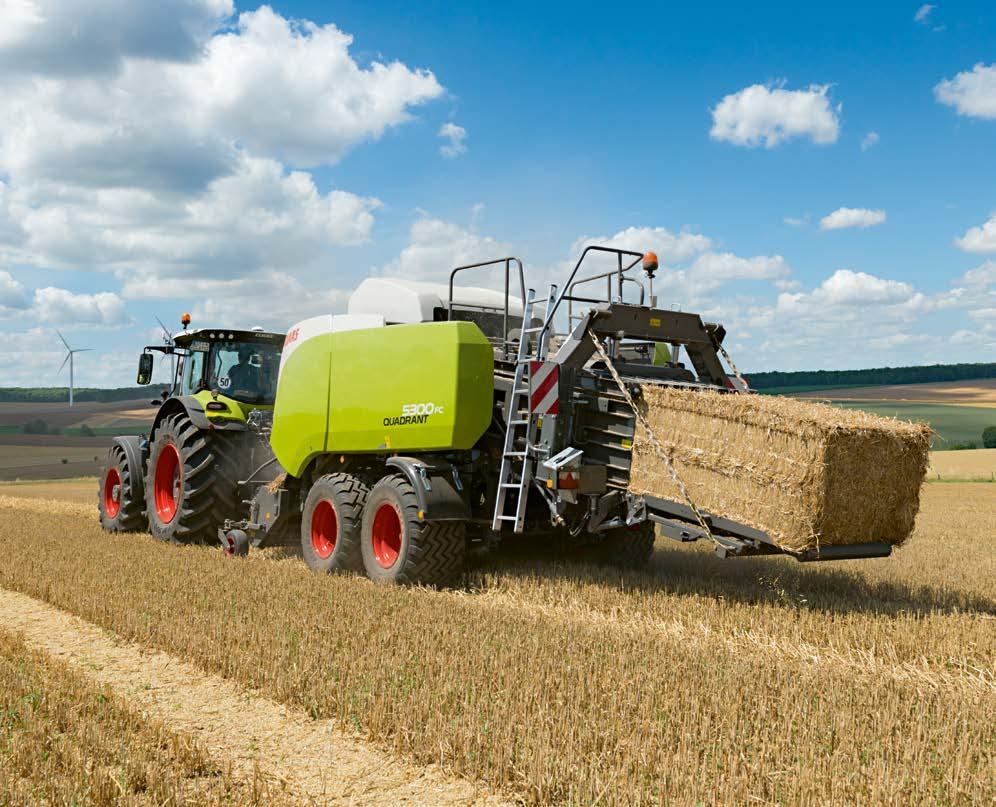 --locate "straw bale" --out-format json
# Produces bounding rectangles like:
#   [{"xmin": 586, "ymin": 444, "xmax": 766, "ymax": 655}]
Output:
[{"xmin": 627, "ymin": 387, "xmax": 932, "ymax": 552}]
